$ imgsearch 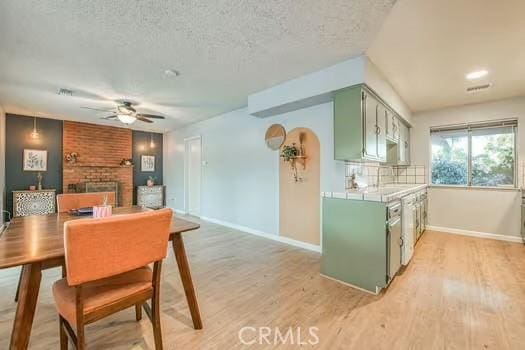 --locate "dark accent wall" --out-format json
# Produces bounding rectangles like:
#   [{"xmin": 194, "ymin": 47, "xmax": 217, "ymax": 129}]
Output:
[
  {"xmin": 132, "ymin": 130, "xmax": 163, "ymax": 204},
  {"xmin": 5, "ymin": 114, "xmax": 63, "ymax": 218}
]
